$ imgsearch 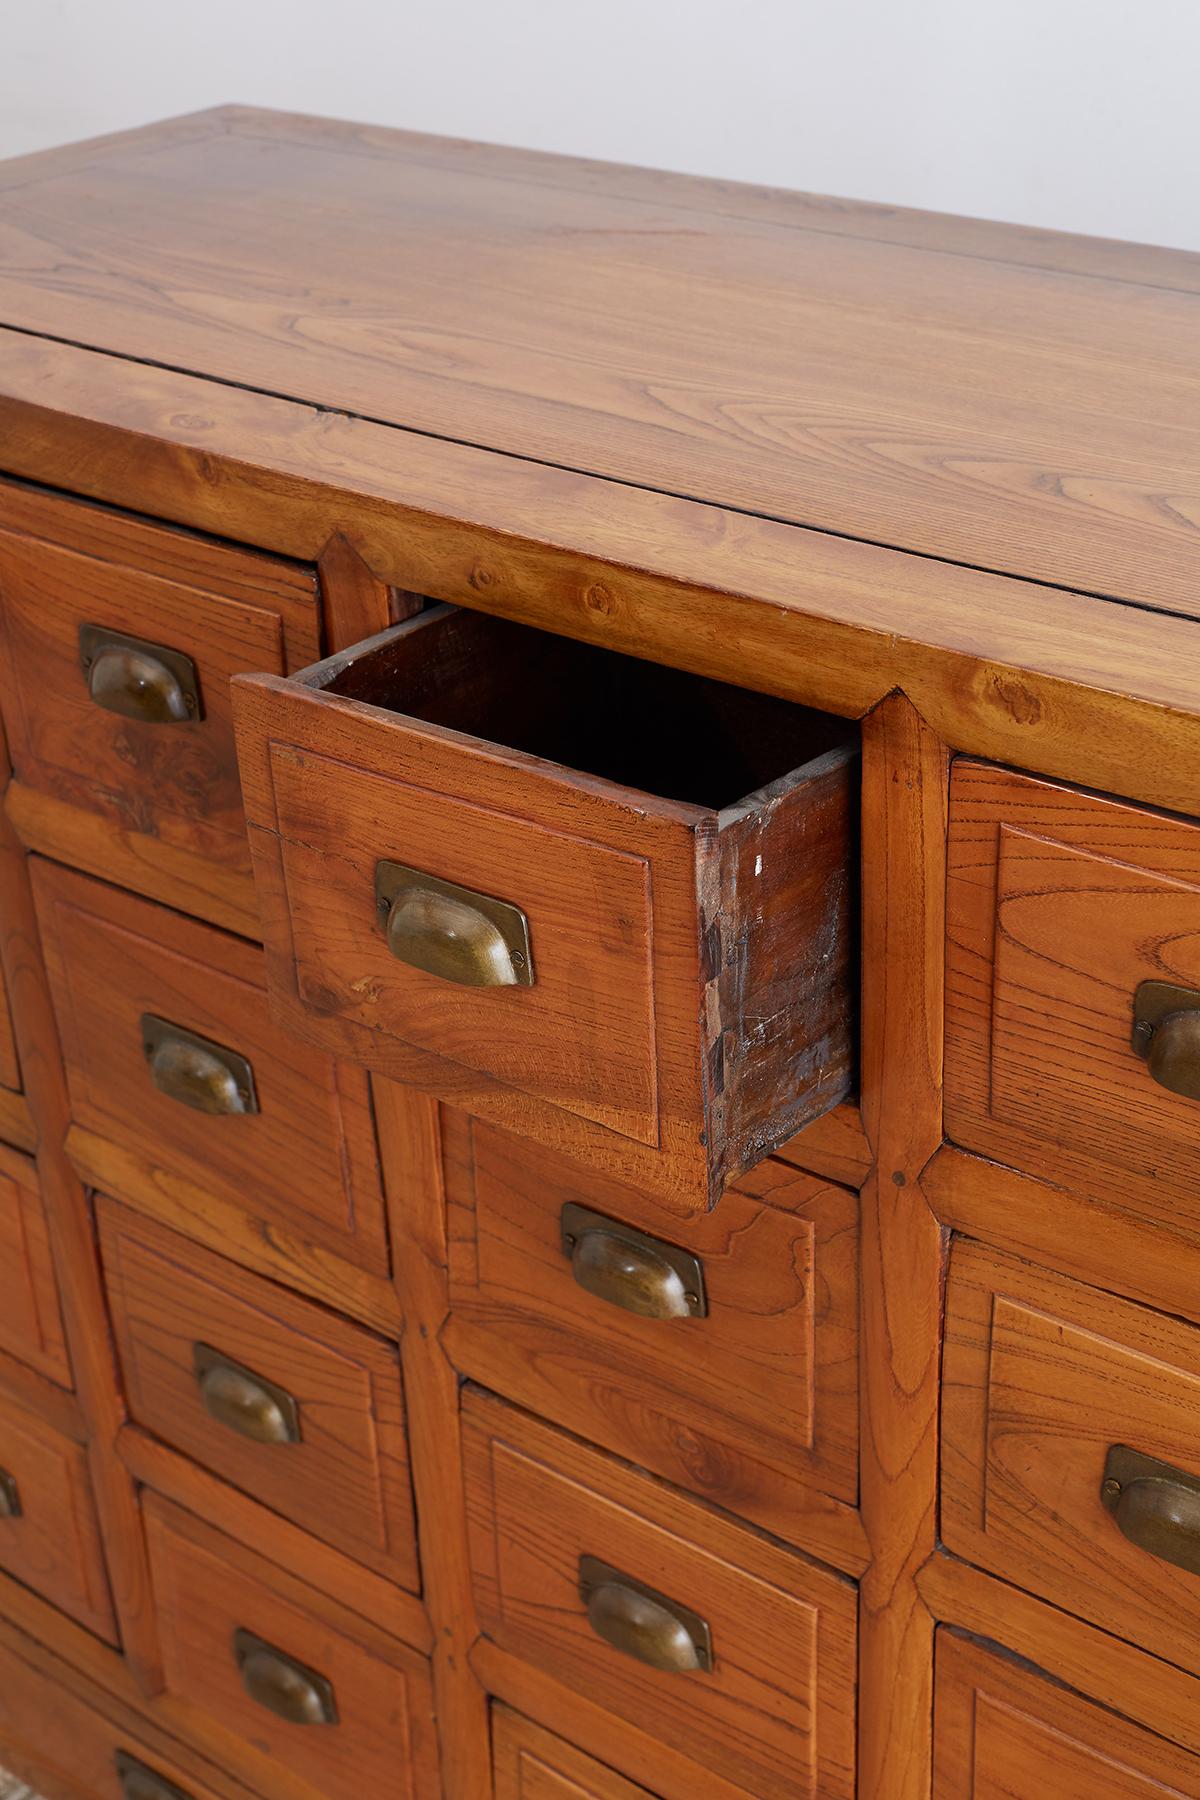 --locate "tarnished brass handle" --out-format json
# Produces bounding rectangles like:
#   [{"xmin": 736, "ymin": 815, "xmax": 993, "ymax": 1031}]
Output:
[
  {"xmin": 1132, "ymin": 982, "xmax": 1200, "ymax": 1101},
  {"xmin": 0, "ymin": 1466, "xmax": 21, "ymax": 1518},
  {"xmin": 79, "ymin": 624, "xmax": 202, "ymax": 724},
  {"xmin": 578, "ymin": 1556, "xmax": 712, "ymax": 1674},
  {"xmin": 1101, "ymin": 1445, "xmax": 1200, "ymax": 1577},
  {"xmin": 141, "ymin": 1016, "xmax": 258, "ymax": 1116},
  {"xmin": 232, "ymin": 1629, "xmax": 338, "ymax": 1725},
  {"xmin": 561, "ymin": 1204, "xmax": 706, "ymax": 1320},
  {"xmin": 193, "ymin": 1343, "xmax": 301, "ymax": 1446},
  {"xmin": 375, "ymin": 860, "xmax": 534, "ymax": 988},
  {"xmin": 115, "ymin": 1750, "xmax": 194, "ymax": 1800}
]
